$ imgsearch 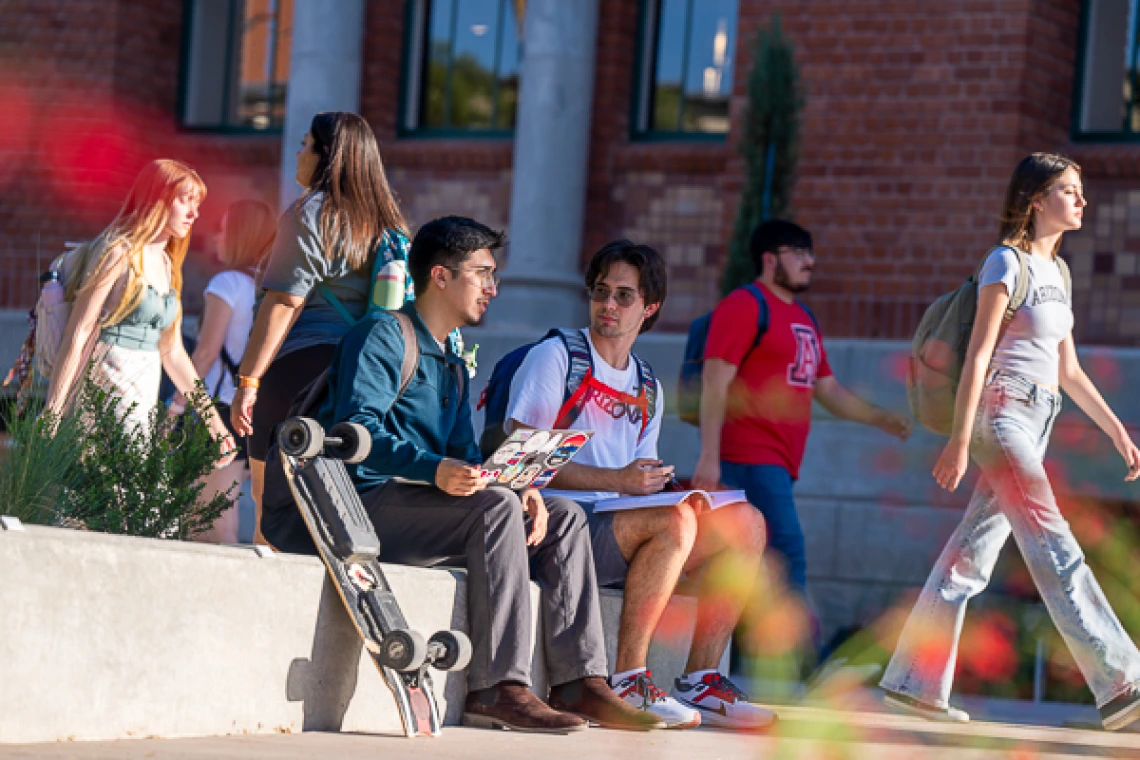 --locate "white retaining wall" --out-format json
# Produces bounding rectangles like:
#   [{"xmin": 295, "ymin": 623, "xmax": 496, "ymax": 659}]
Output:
[{"xmin": 0, "ymin": 523, "xmax": 721, "ymax": 744}]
